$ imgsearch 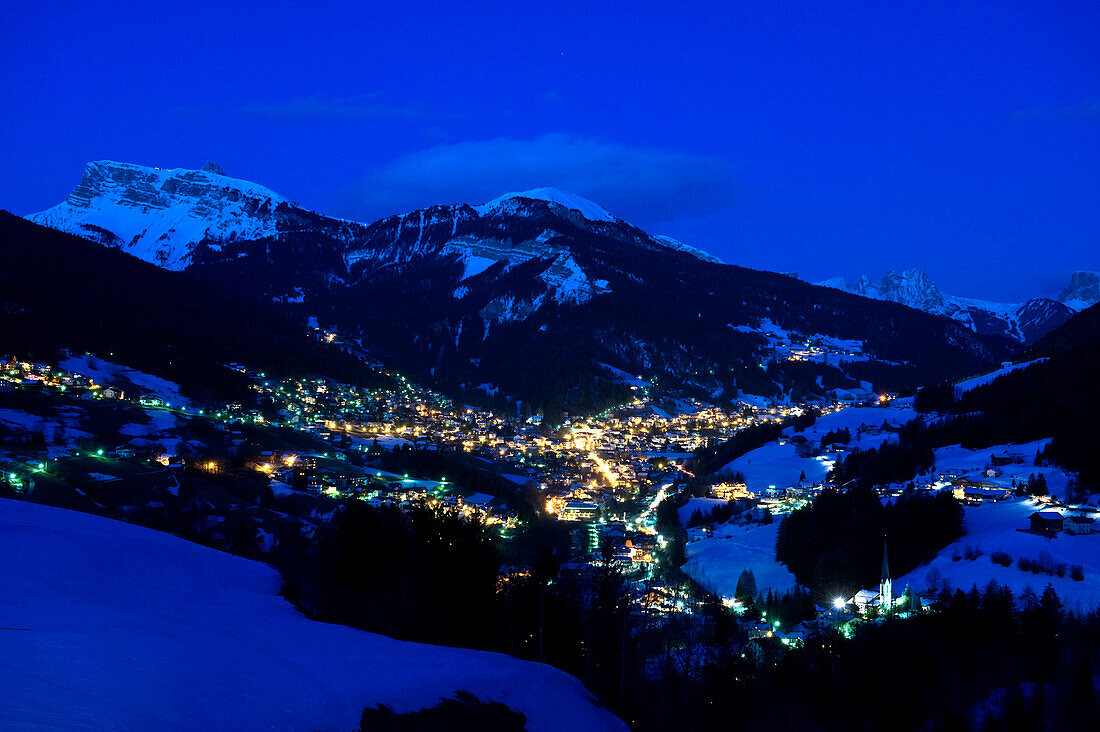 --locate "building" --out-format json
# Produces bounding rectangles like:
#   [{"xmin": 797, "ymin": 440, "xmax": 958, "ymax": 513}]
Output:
[
  {"xmin": 880, "ymin": 538, "xmax": 893, "ymax": 612},
  {"xmin": 954, "ymin": 484, "xmax": 1012, "ymax": 505},
  {"xmin": 1064, "ymin": 515, "xmax": 1095, "ymax": 535},
  {"xmin": 852, "ymin": 589, "xmax": 880, "ymax": 614},
  {"xmin": 1028, "ymin": 511, "xmax": 1064, "ymax": 537},
  {"xmin": 559, "ymin": 502, "xmax": 599, "ymax": 522}
]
